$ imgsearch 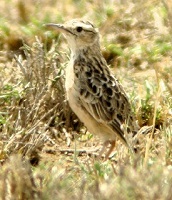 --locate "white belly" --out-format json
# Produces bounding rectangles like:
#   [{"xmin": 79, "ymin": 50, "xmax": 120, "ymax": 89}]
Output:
[{"xmin": 65, "ymin": 60, "xmax": 116, "ymax": 142}]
